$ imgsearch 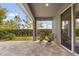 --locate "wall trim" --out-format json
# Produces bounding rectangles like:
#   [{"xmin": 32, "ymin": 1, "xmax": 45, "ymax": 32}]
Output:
[{"xmin": 59, "ymin": 44, "xmax": 78, "ymax": 56}]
